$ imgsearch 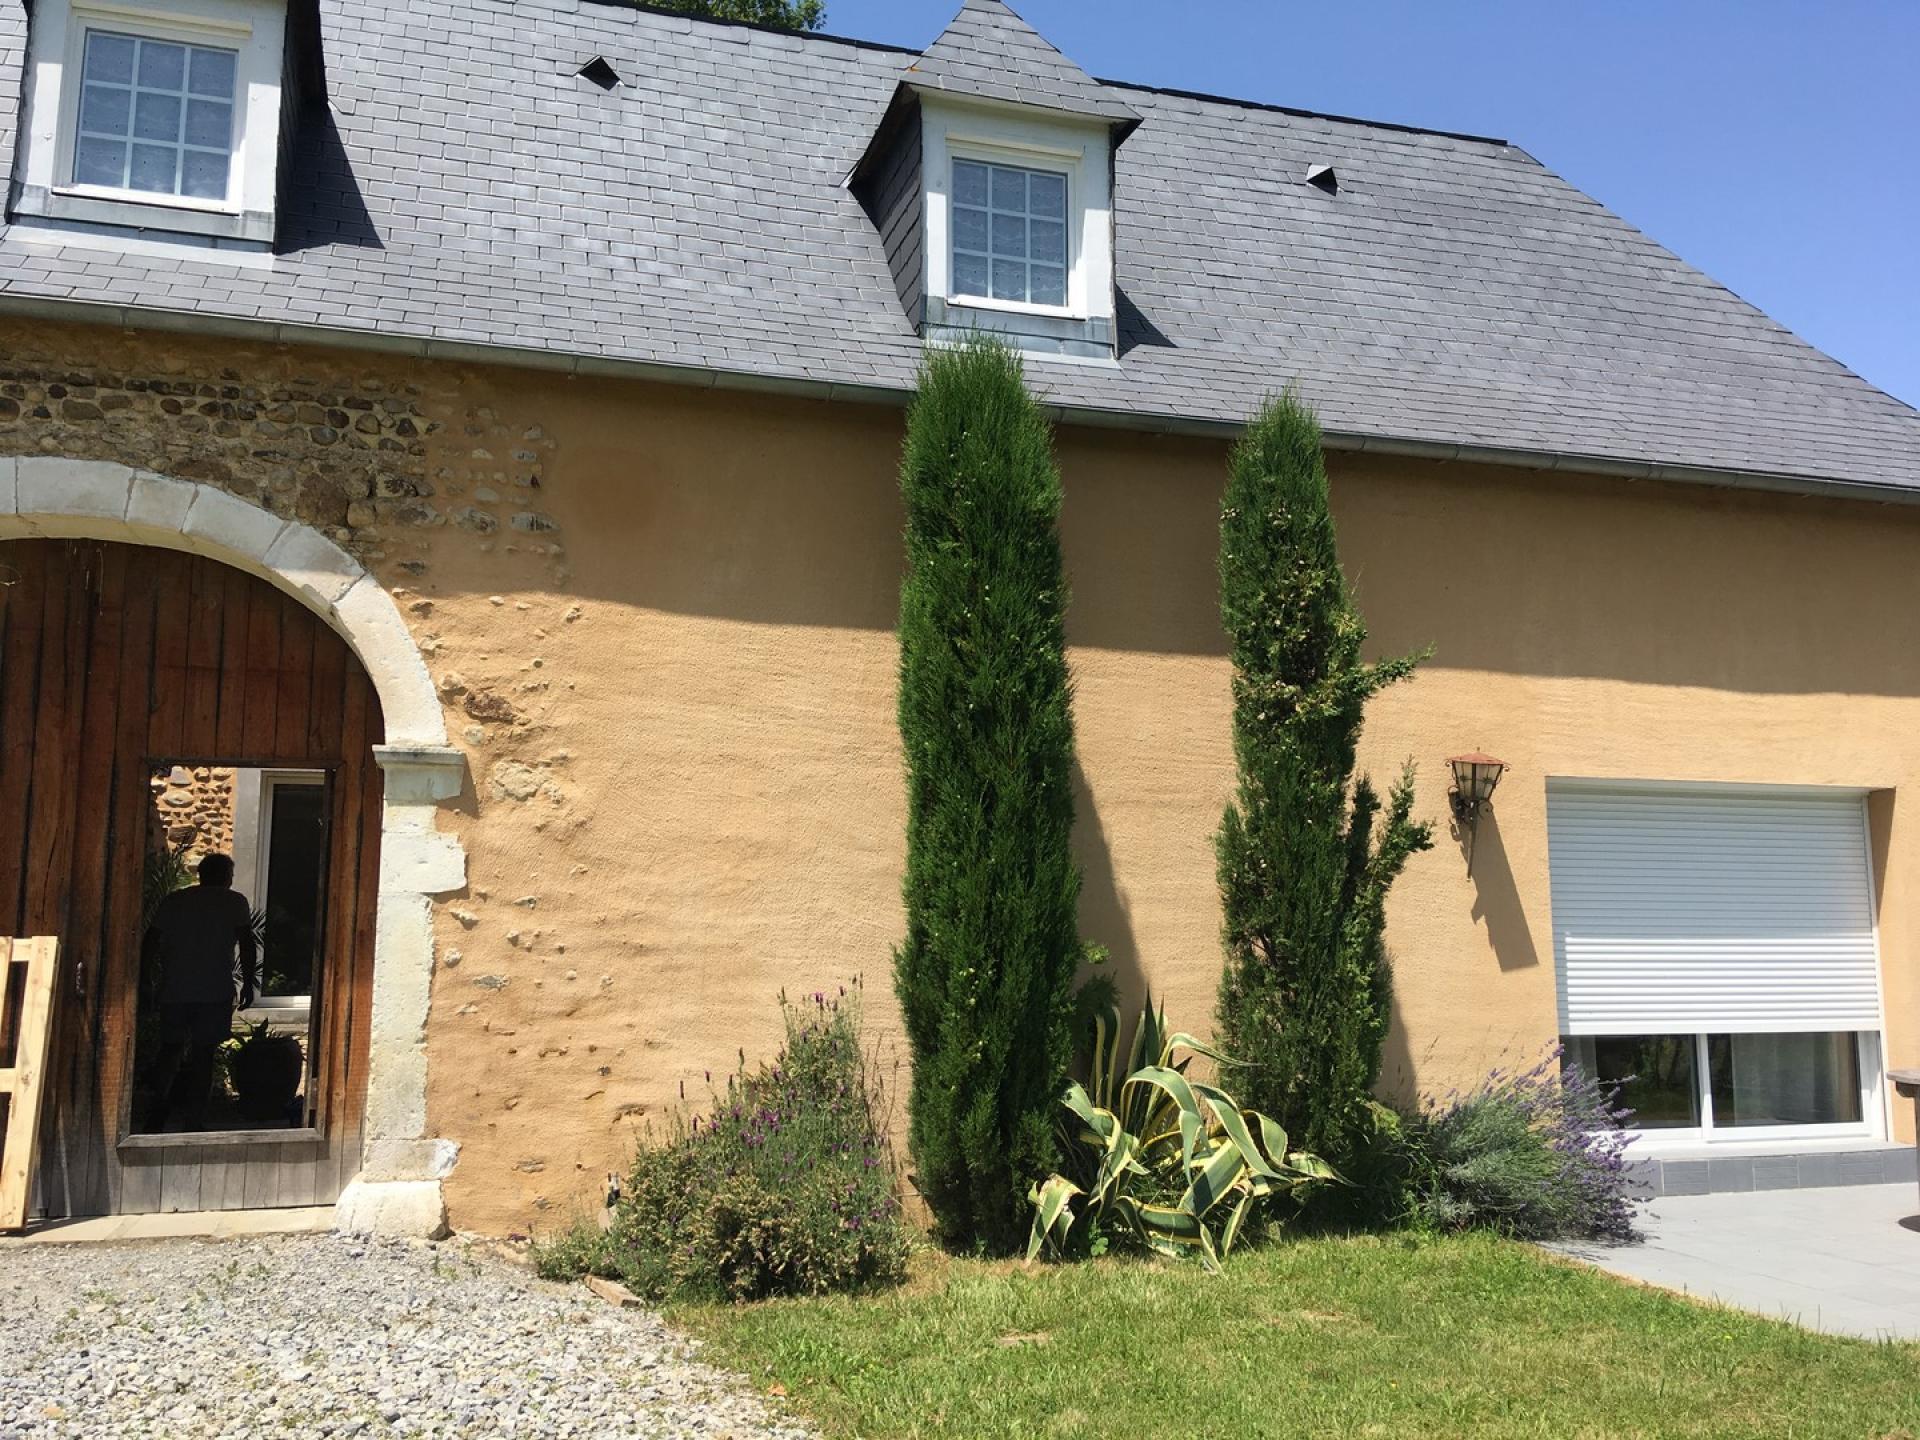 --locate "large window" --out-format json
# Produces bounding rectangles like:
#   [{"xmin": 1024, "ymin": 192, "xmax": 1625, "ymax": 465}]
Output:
[
  {"xmin": 71, "ymin": 29, "xmax": 238, "ymax": 201},
  {"xmin": 951, "ymin": 158, "xmax": 1068, "ymax": 308},
  {"xmin": 1564, "ymin": 1031, "xmax": 1872, "ymax": 1138}
]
